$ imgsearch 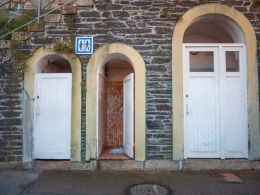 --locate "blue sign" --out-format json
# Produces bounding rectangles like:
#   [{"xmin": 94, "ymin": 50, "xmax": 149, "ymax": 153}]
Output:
[{"xmin": 75, "ymin": 37, "xmax": 93, "ymax": 54}]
